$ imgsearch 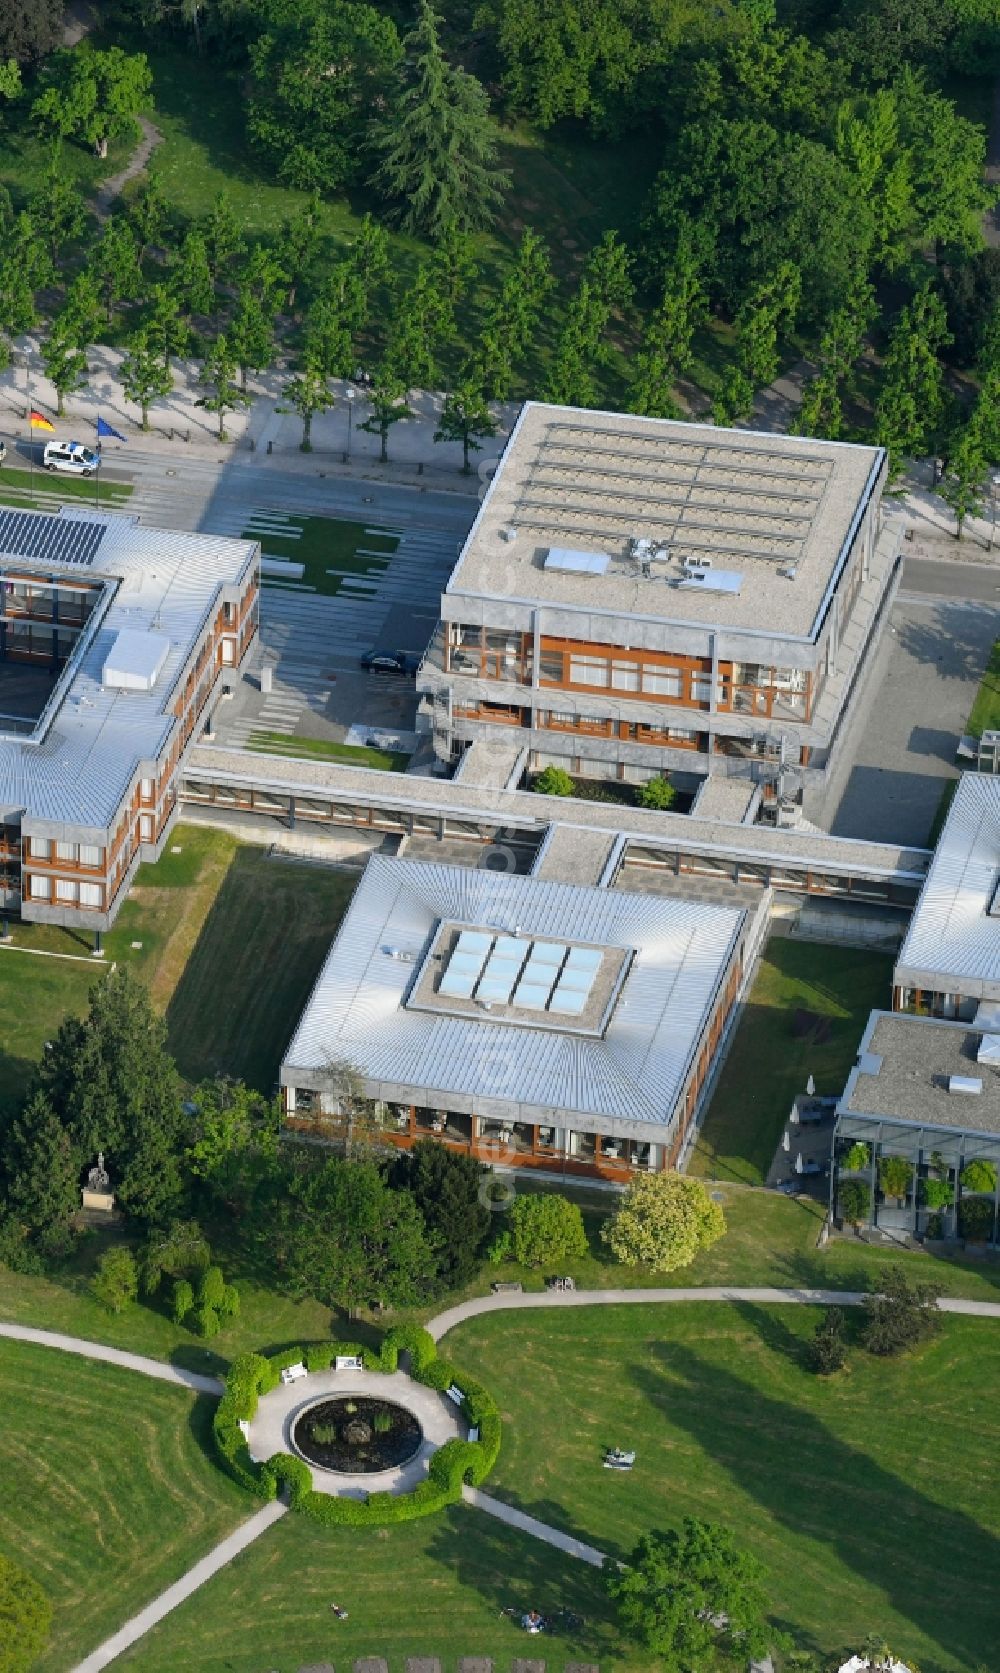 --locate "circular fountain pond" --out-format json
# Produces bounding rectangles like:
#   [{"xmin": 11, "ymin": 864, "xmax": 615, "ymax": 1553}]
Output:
[{"xmin": 291, "ymin": 1395, "xmax": 423, "ymax": 1474}]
